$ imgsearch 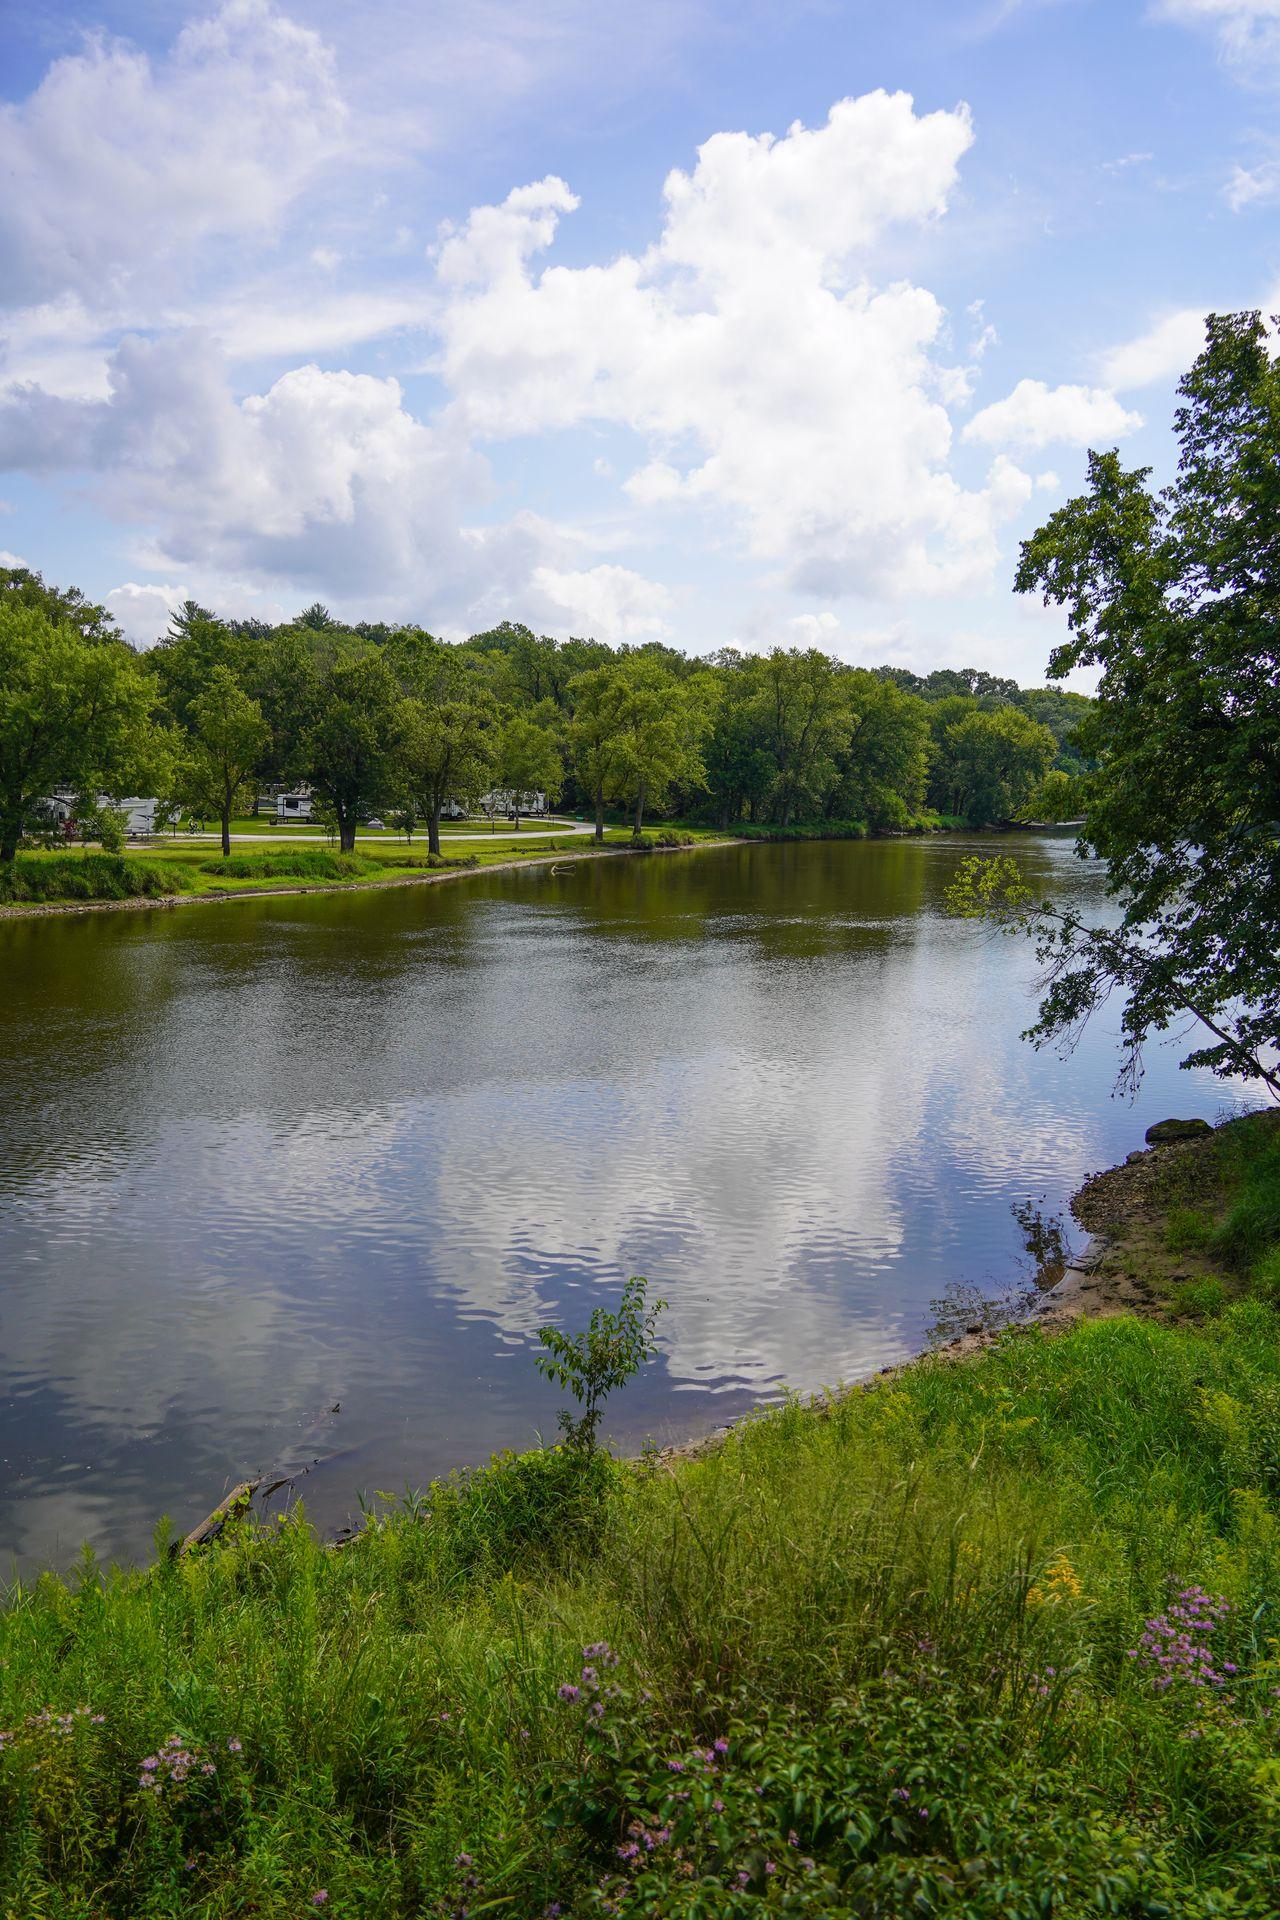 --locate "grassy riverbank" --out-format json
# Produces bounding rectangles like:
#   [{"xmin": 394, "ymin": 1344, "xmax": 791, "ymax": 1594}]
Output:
[
  {"xmin": 0, "ymin": 829, "xmax": 720, "ymax": 913},
  {"xmin": 2, "ymin": 1112, "xmax": 1280, "ymax": 1914}
]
